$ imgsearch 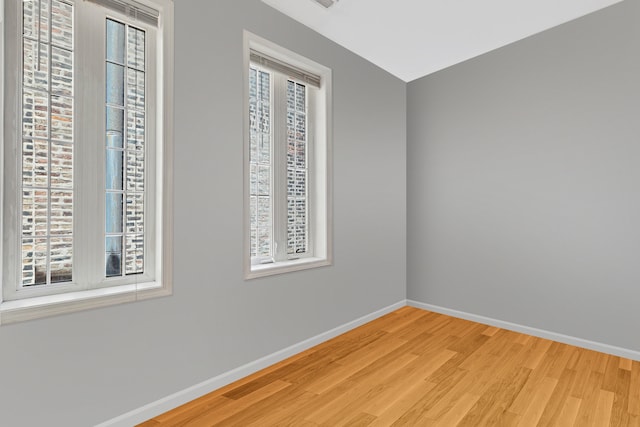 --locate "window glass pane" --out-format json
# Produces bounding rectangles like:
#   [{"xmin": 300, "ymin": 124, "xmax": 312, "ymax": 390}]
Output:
[
  {"xmin": 22, "ymin": 189, "xmax": 48, "ymax": 237},
  {"xmin": 258, "ymin": 165, "xmax": 270, "ymax": 196},
  {"xmin": 106, "ymin": 253, "xmax": 122, "ymax": 277},
  {"xmin": 50, "ymin": 237, "xmax": 72, "ymax": 283},
  {"xmin": 249, "ymin": 163, "xmax": 257, "ymax": 195},
  {"xmin": 257, "ymin": 196, "xmax": 271, "ymax": 257},
  {"xmin": 21, "ymin": 238, "xmax": 36, "ymax": 285},
  {"xmin": 51, "ymin": 0, "xmax": 73, "ymax": 49},
  {"xmin": 106, "ymin": 107, "xmax": 124, "ymax": 148},
  {"xmin": 250, "ymin": 196, "xmax": 257, "ymax": 258},
  {"xmin": 105, "ymin": 236, "xmax": 122, "ymax": 277},
  {"xmin": 126, "ymin": 110, "xmax": 145, "ymax": 151},
  {"xmin": 259, "ymin": 132, "xmax": 270, "ymax": 165},
  {"xmin": 127, "ymin": 69, "xmax": 145, "ymax": 110},
  {"xmin": 22, "ymin": 139, "xmax": 49, "ymax": 188},
  {"xmin": 126, "ymin": 151, "xmax": 144, "ymax": 192},
  {"xmin": 106, "ymin": 235, "xmax": 122, "ymax": 253},
  {"xmin": 286, "ymin": 80, "xmax": 295, "ymax": 110},
  {"xmin": 125, "ymin": 193, "xmax": 144, "ymax": 234},
  {"xmin": 51, "ymin": 46, "xmax": 73, "ymax": 96},
  {"xmin": 106, "ymin": 19, "xmax": 125, "ymax": 64},
  {"xmin": 127, "ymin": 26, "xmax": 145, "ymax": 71},
  {"xmin": 23, "ymin": 88, "xmax": 49, "ymax": 139},
  {"xmin": 23, "ymin": 0, "xmax": 50, "ymax": 40},
  {"xmin": 250, "ymin": 229, "xmax": 257, "ymax": 258},
  {"xmin": 287, "ymin": 111, "xmax": 295, "ymax": 150},
  {"xmin": 50, "ymin": 190, "xmax": 73, "ymax": 235},
  {"xmin": 23, "ymin": 38, "xmax": 49, "ymax": 89},
  {"xmin": 106, "ymin": 149, "xmax": 123, "ymax": 190},
  {"xmin": 22, "ymin": 238, "xmax": 48, "ymax": 286},
  {"xmin": 249, "ymin": 68, "xmax": 258, "ymax": 162},
  {"xmin": 51, "ymin": 141, "xmax": 73, "ymax": 188},
  {"xmin": 296, "ymin": 83, "xmax": 306, "ymax": 113},
  {"xmin": 106, "ymin": 62, "xmax": 125, "ymax": 106},
  {"xmin": 125, "ymin": 234, "xmax": 144, "ymax": 274},
  {"xmin": 106, "ymin": 193, "xmax": 123, "ymax": 233},
  {"xmin": 51, "ymin": 95, "xmax": 73, "ymax": 142}
]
